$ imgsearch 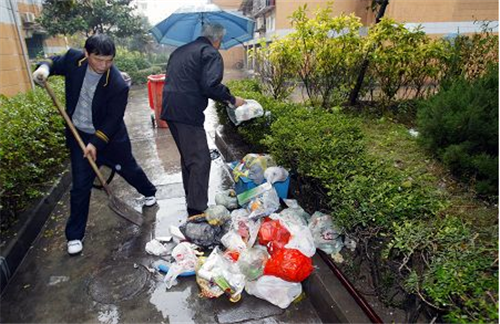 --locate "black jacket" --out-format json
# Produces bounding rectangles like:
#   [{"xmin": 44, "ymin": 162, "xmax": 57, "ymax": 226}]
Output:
[
  {"xmin": 161, "ymin": 37, "xmax": 235, "ymax": 127},
  {"xmin": 39, "ymin": 49, "xmax": 130, "ymax": 151}
]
